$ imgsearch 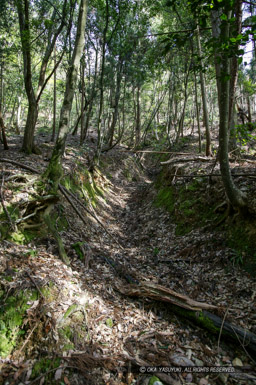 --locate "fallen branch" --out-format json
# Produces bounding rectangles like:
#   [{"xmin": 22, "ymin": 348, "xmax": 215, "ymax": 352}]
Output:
[
  {"xmin": 119, "ymin": 282, "xmax": 256, "ymax": 353},
  {"xmin": 0, "ymin": 158, "xmax": 40, "ymax": 174},
  {"xmin": 117, "ymin": 281, "xmax": 217, "ymax": 312},
  {"xmin": 165, "ymin": 173, "xmax": 256, "ymax": 179},
  {"xmin": 101, "ymin": 257, "xmax": 256, "ymax": 354},
  {"xmin": 161, "ymin": 156, "xmax": 214, "ymax": 165}
]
